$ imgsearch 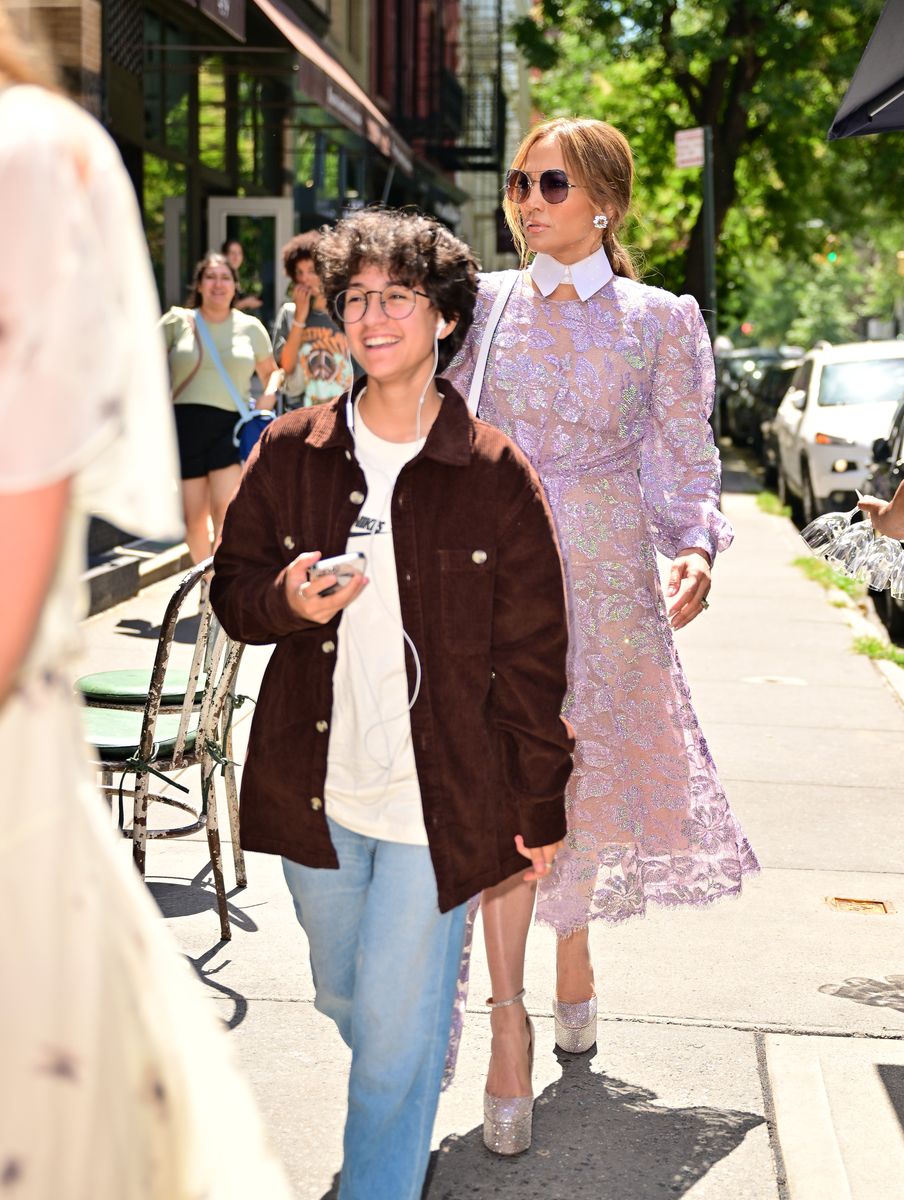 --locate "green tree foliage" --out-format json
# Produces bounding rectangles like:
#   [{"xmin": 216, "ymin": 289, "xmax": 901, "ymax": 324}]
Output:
[{"xmin": 514, "ymin": 1, "xmax": 904, "ymax": 342}]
